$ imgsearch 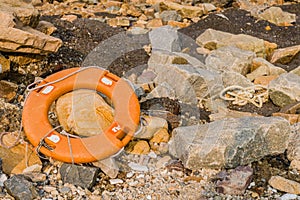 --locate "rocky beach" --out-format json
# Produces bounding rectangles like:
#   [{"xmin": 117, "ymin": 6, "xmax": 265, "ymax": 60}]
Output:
[{"xmin": 0, "ymin": 0, "xmax": 300, "ymax": 199}]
